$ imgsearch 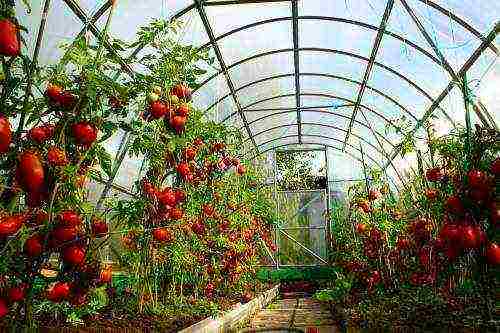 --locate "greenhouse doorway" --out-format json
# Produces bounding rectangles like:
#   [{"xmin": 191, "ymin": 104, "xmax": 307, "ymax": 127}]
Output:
[{"xmin": 273, "ymin": 149, "xmax": 330, "ymax": 267}]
